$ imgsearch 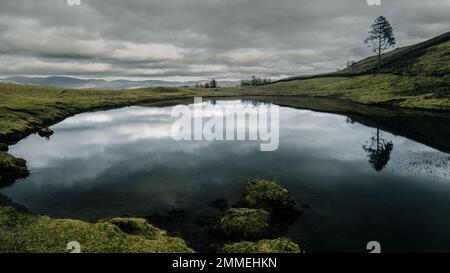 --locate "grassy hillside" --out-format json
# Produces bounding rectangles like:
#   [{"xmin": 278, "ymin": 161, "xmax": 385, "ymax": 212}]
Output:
[
  {"xmin": 341, "ymin": 31, "xmax": 450, "ymax": 76},
  {"xmin": 256, "ymin": 74, "xmax": 450, "ymax": 110},
  {"xmin": 261, "ymin": 32, "xmax": 450, "ymax": 110}
]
